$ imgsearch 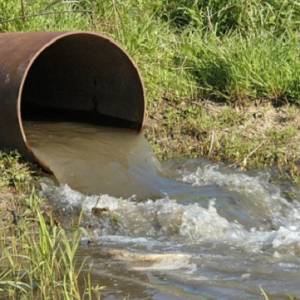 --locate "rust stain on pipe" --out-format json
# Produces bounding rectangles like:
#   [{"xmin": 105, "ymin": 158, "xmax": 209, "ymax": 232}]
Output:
[{"xmin": 0, "ymin": 32, "xmax": 145, "ymax": 169}]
